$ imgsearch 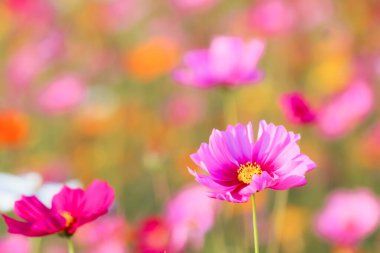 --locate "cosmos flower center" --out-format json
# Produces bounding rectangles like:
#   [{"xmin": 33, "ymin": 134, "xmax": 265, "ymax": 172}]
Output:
[
  {"xmin": 60, "ymin": 211, "xmax": 74, "ymax": 228},
  {"xmin": 237, "ymin": 162, "xmax": 262, "ymax": 184}
]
